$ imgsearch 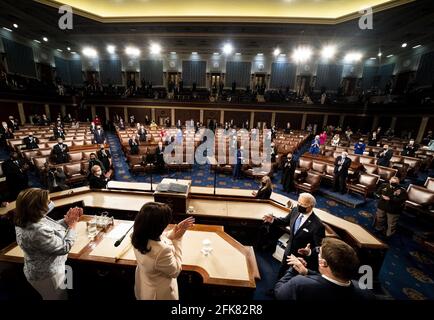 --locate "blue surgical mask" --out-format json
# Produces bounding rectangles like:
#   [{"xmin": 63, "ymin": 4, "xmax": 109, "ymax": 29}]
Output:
[{"xmin": 47, "ymin": 201, "xmax": 55, "ymax": 214}]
